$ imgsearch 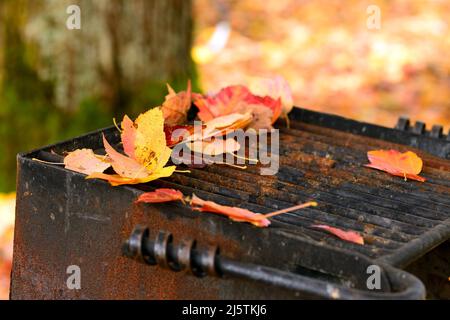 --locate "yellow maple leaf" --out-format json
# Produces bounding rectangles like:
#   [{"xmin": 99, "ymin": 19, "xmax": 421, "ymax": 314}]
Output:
[{"xmin": 87, "ymin": 107, "xmax": 176, "ymax": 186}]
